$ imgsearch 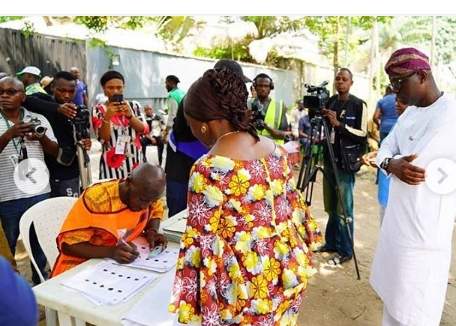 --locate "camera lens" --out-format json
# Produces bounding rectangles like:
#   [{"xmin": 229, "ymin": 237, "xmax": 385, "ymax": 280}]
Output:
[{"xmin": 35, "ymin": 126, "xmax": 46, "ymax": 136}]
